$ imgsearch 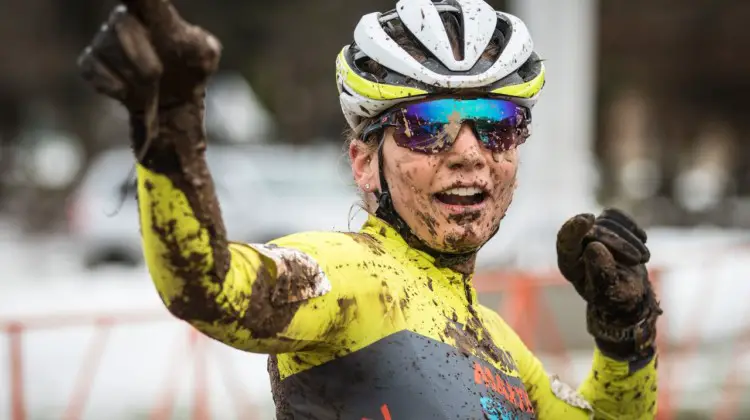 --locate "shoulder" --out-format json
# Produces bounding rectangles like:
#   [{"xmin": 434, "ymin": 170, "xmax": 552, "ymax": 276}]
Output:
[
  {"xmin": 268, "ymin": 230, "xmax": 388, "ymax": 260},
  {"xmin": 265, "ymin": 230, "xmax": 401, "ymax": 280}
]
